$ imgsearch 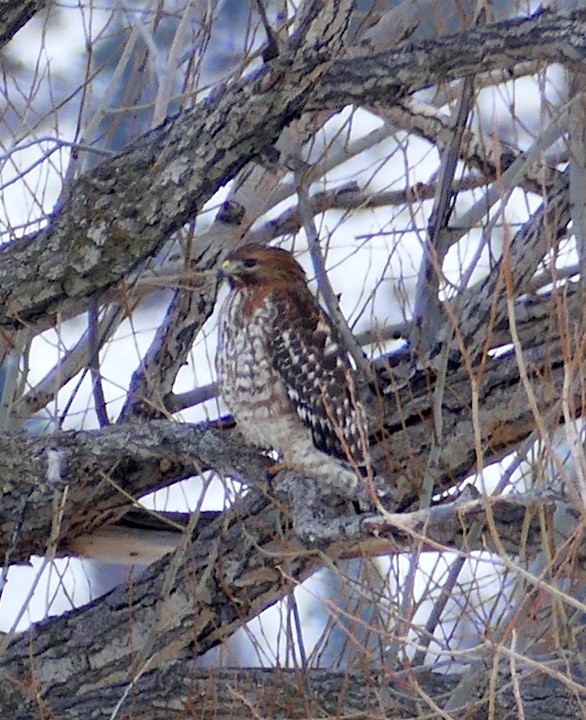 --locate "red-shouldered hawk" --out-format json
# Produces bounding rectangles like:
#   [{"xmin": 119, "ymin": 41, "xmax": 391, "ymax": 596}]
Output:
[{"xmin": 216, "ymin": 244, "xmax": 369, "ymax": 488}]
